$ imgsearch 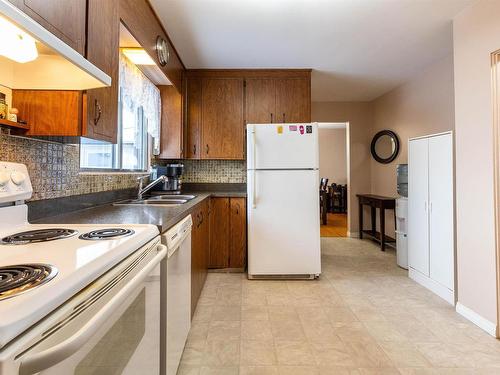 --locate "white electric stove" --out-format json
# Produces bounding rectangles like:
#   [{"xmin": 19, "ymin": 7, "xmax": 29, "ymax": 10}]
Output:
[{"xmin": 0, "ymin": 162, "xmax": 164, "ymax": 375}]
